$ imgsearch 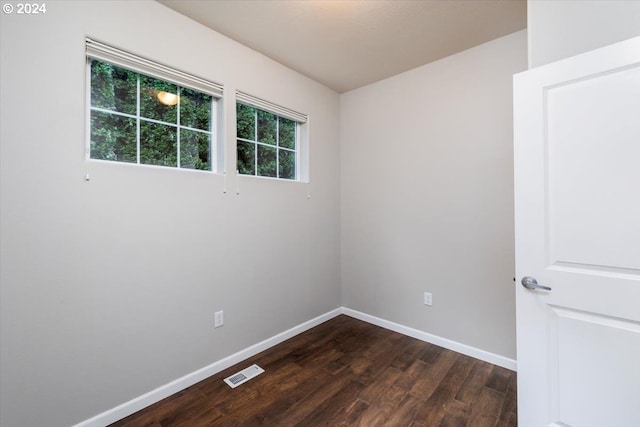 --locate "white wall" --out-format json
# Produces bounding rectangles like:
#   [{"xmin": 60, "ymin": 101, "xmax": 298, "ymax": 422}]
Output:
[
  {"xmin": 528, "ymin": 0, "xmax": 640, "ymax": 68},
  {"xmin": 341, "ymin": 30, "xmax": 527, "ymax": 360},
  {"xmin": 0, "ymin": 2, "xmax": 340, "ymax": 426}
]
